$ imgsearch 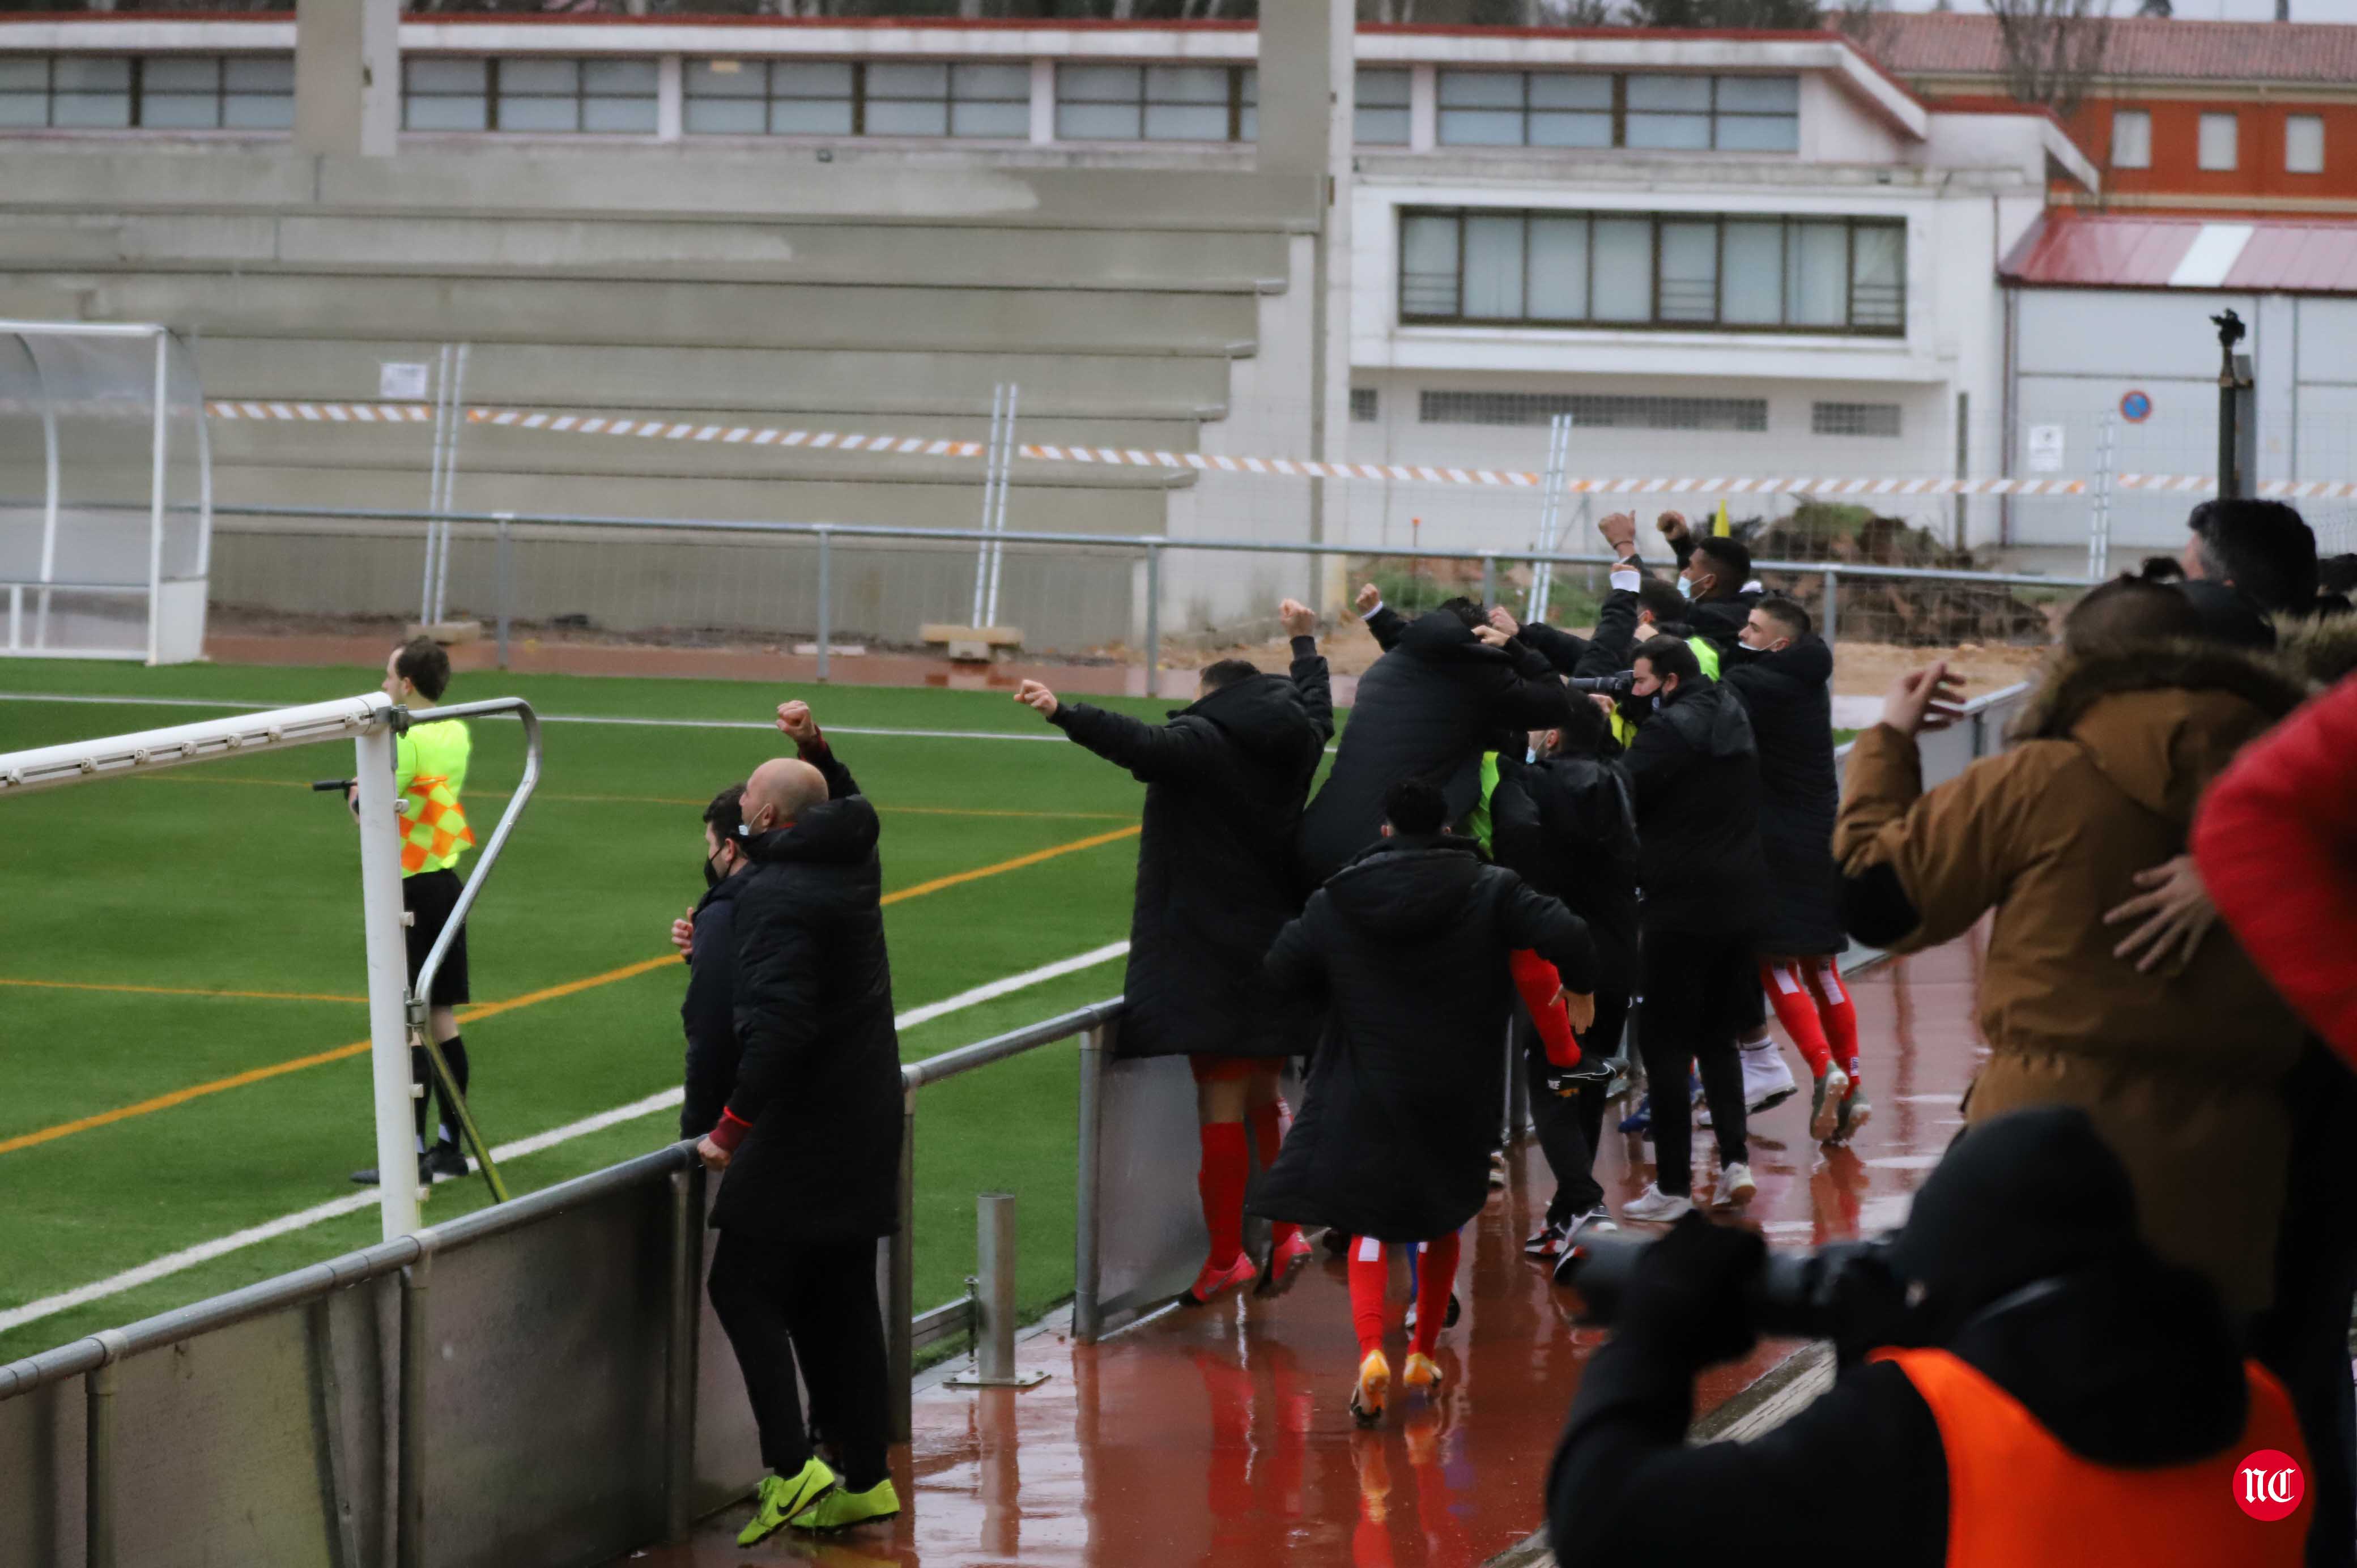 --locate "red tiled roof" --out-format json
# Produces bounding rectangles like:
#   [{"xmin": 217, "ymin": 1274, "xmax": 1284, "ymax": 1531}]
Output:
[
  {"xmin": 1849, "ymin": 12, "xmax": 2357, "ymax": 87},
  {"xmin": 2001, "ymin": 213, "xmax": 2357, "ymax": 293}
]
